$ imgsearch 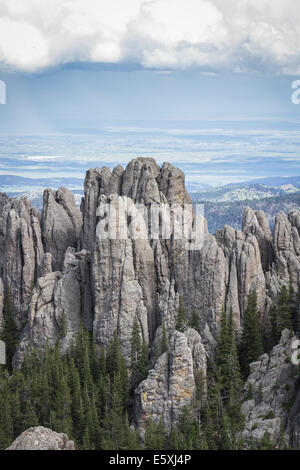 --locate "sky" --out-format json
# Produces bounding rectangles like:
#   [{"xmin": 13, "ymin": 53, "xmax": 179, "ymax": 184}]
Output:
[
  {"xmin": 1, "ymin": 0, "xmax": 300, "ymax": 74},
  {"xmin": 0, "ymin": 0, "xmax": 299, "ymax": 185}
]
